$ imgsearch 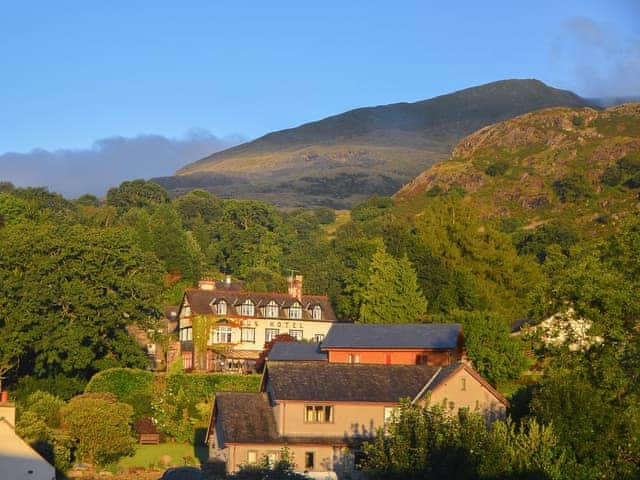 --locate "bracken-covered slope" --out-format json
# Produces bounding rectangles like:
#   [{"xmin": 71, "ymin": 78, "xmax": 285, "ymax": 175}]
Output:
[
  {"xmin": 395, "ymin": 103, "xmax": 640, "ymax": 233},
  {"xmin": 154, "ymin": 79, "xmax": 594, "ymax": 208}
]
